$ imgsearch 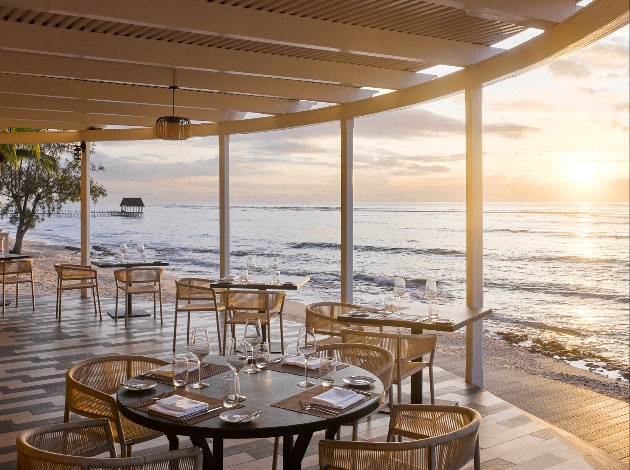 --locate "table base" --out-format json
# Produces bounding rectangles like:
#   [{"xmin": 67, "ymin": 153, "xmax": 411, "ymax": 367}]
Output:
[{"xmin": 107, "ymin": 308, "xmax": 152, "ymax": 319}]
